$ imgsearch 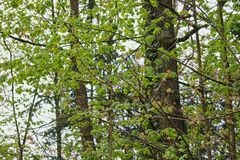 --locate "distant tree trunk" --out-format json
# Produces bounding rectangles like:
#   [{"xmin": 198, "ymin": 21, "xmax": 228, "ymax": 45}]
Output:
[
  {"xmin": 108, "ymin": 86, "xmax": 113, "ymax": 160},
  {"xmin": 218, "ymin": 1, "xmax": 236, "ymax": 159},
  {"xmin": 107, "ymin": 25, "xmax": 114, "ymax": 160},
  {"xmin": 69, "ymin": 0, "xmax": 95, "ymax": 152},
  {"xmin": 54, "ymin": 73, "xmax": 62, "ymax": 160},
  {"xmin": 192, "ymin": 0, "xmax": 212, "ymax": 159},
  {"xmin": 145, "ymin": 0, "xmax": 186, "ymax": 158},
  {"xmin": 51, "ymin": 1, "xmax": 62, "ymax": 159}
]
